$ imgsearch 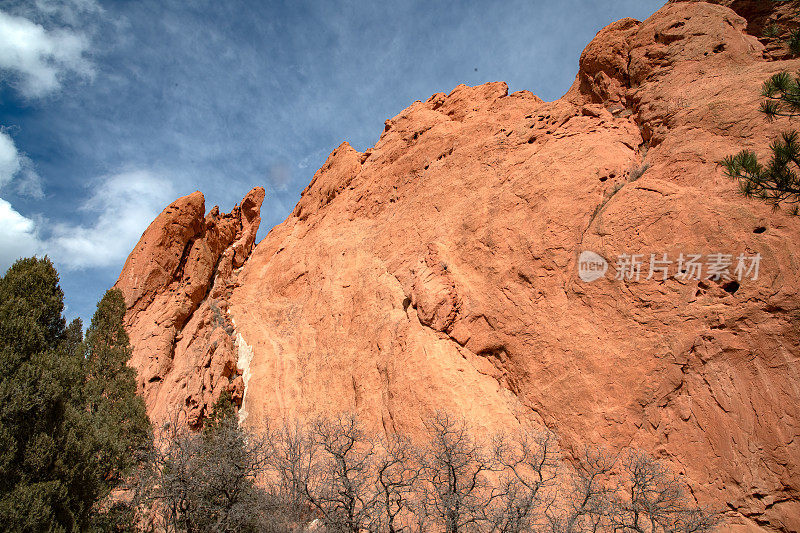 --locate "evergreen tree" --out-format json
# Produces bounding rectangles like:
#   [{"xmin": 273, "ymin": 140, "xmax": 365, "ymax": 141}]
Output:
[
  {"xmin": 722, "ymin": 72, "xmax": 800, "ymax": 211},
  {"xmin": 0, "ymin": 257, "xmax": 100, "ymax": 531},
  {"xmin": 0, "ymin": 259, "xmax": 151, "ymax": 531},
  {"xmin": 84, "ymin": 288, "xmax": 151, "ymax": 487},
  {"xmin": 83, "ymin": 288, "xmax": 152, "ymax": 531}
]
